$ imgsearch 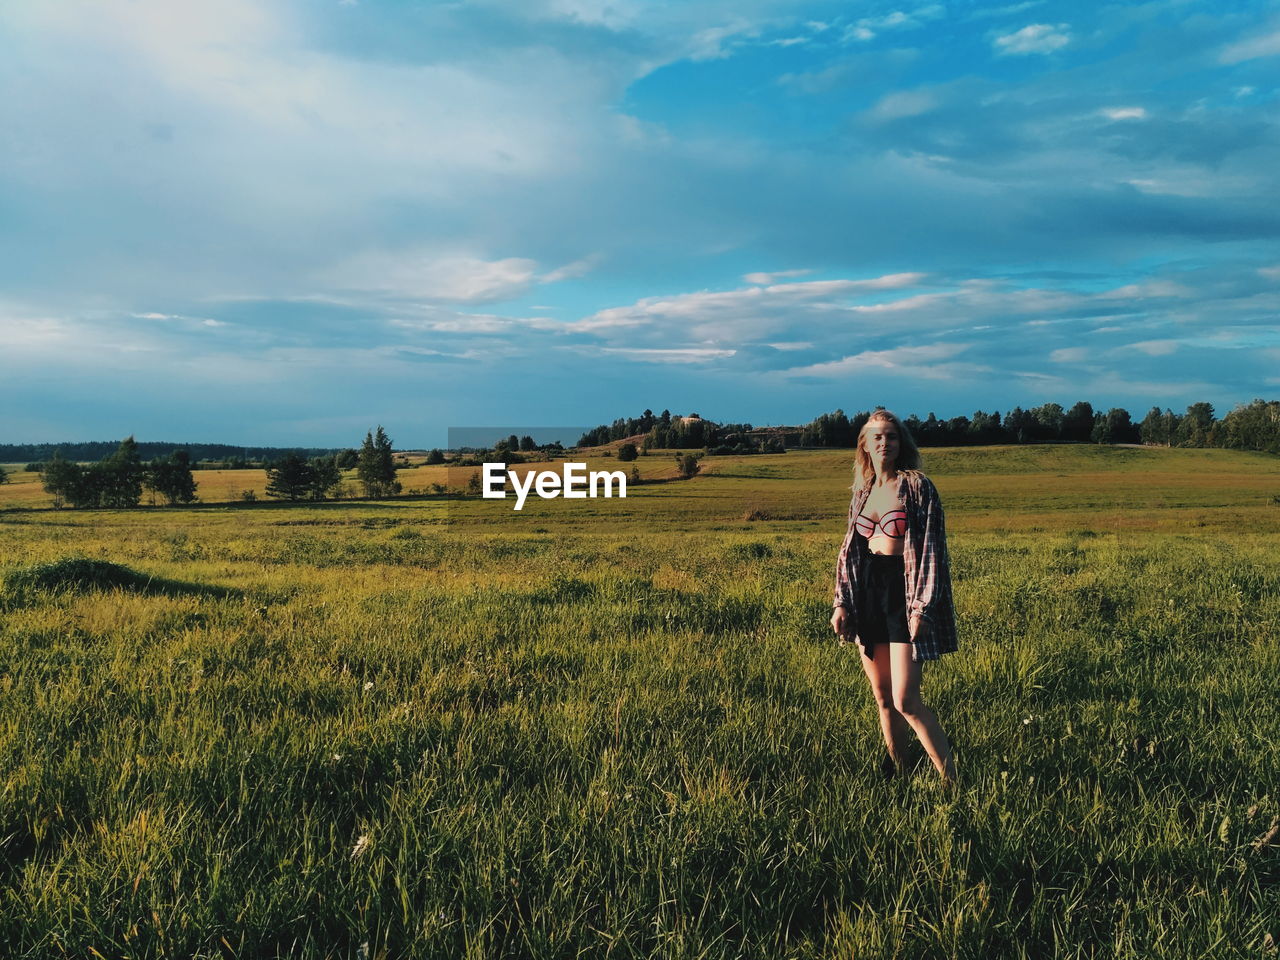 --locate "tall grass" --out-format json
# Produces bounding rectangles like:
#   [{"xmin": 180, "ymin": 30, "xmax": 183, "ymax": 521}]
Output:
[{"xmin": 0, "ymin": 446, "xmax": 1277, "ymax": 957}]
